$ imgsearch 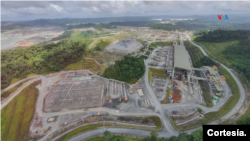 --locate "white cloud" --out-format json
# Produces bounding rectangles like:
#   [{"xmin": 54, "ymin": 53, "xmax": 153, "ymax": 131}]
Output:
[
  {"xmin": 2, "ymin": 1, "xmax": 250, "ymax": 21},
  {"xmin": 50, "ymin": 4, "xmax": 63, "ymax": 12}
]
